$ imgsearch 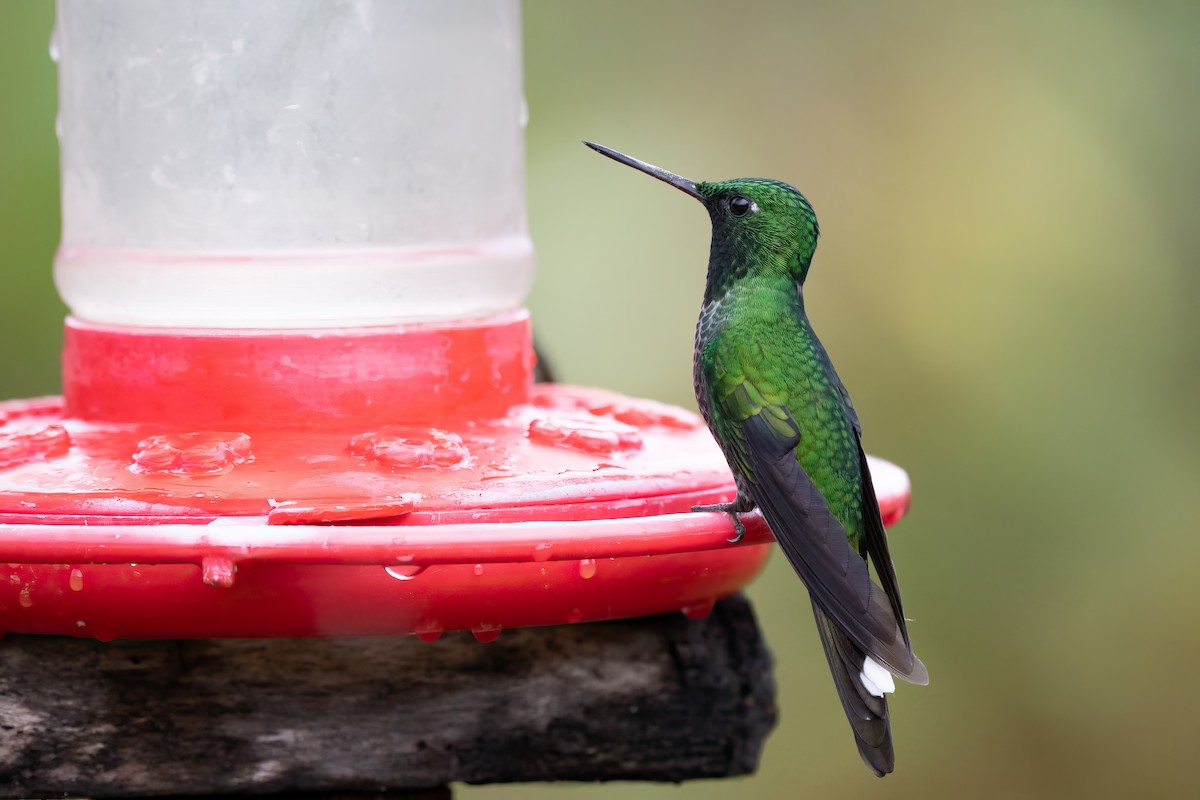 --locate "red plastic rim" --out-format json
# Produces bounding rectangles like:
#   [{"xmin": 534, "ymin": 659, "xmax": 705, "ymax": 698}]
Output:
[{"xmin": 0, "ymin": 387, "xmax": 911, "ymax": 640}]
